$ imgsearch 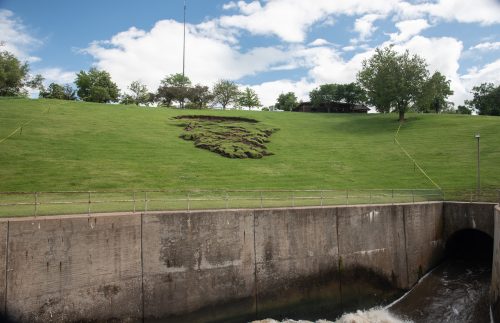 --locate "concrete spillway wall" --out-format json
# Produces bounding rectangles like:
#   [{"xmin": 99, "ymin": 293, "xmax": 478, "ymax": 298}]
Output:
[
  {"xmin": 0, "ymin": 202, "xmax": 496, "ymax": 322},
  {"xmin": 491, "ymin": 205, "xmax": 500, "ymax": 322}
]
